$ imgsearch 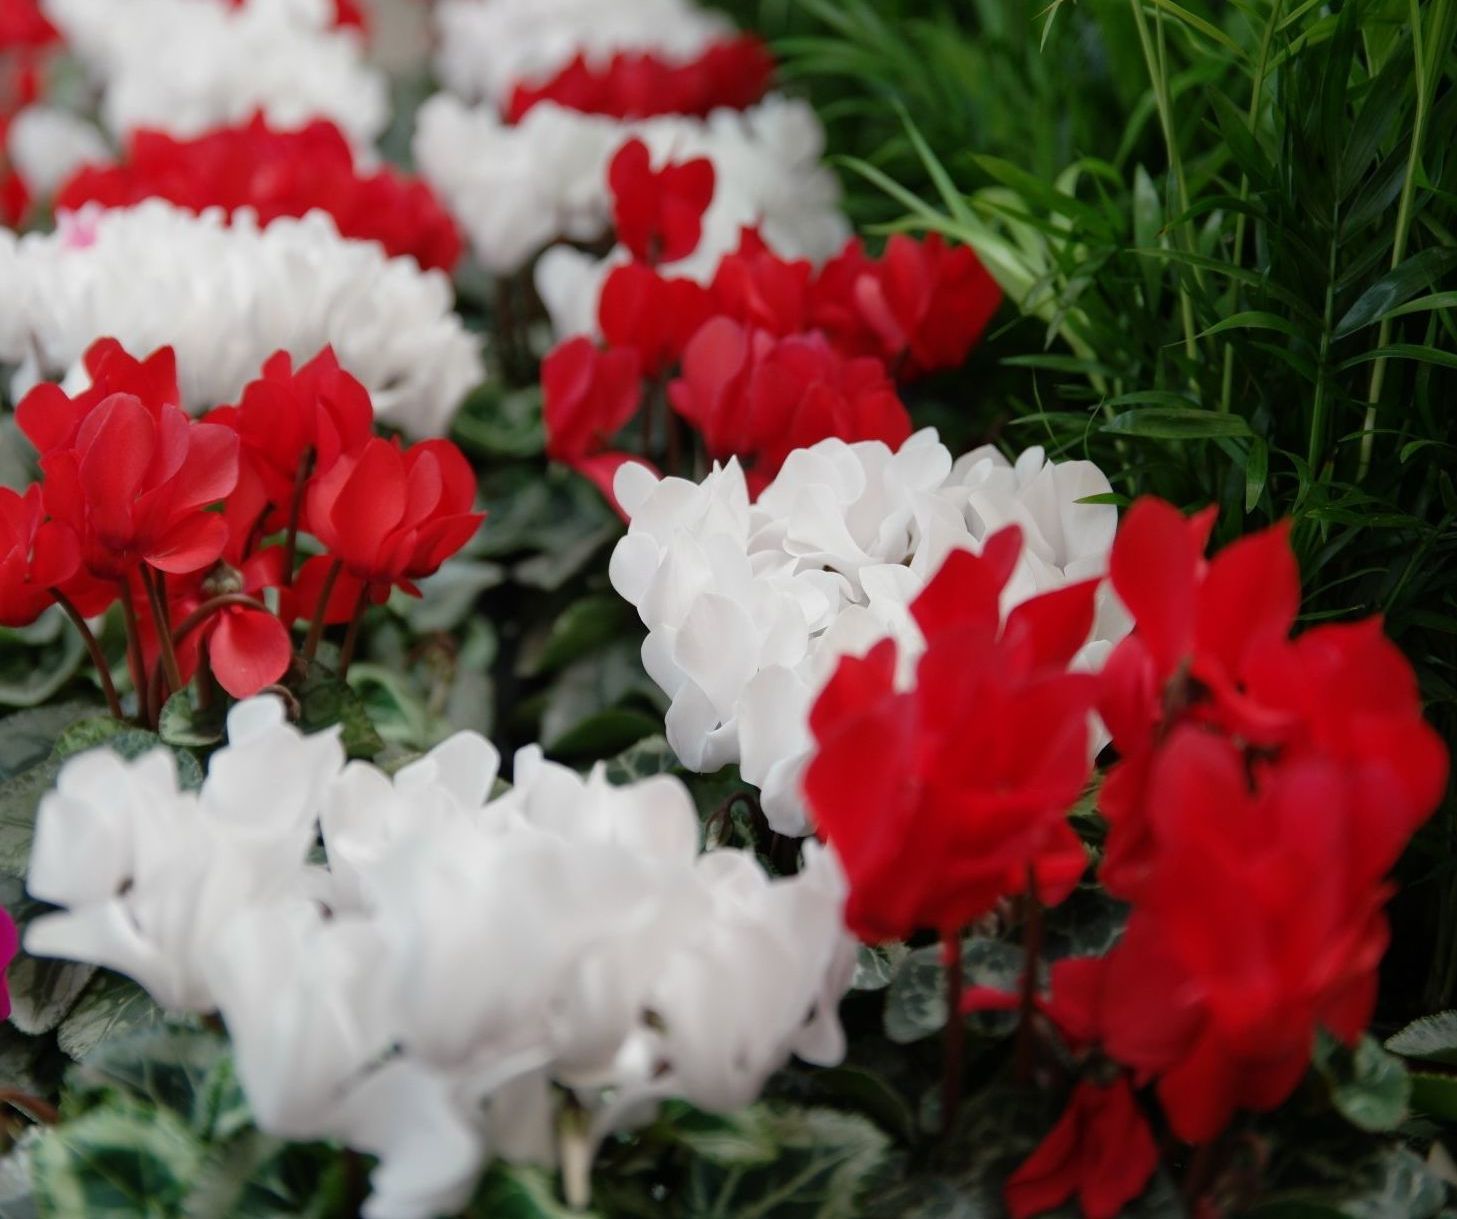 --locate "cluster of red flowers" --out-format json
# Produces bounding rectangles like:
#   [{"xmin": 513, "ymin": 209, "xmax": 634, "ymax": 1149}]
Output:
[
  {"xmin": 1, "ymin": 338, "xmax": 481, "ymax": 720},
  {"xmin": 56, "ymin": 115, "xmax": 463, "ymax": 272},
  {"xmin": 543, "ymin": 138, "xmax": 1002, "ymax": 503},
  {"xmin": 504, "ymin": 35, "xmax": 773, "ymax": 122},
  {"xmin": 0, "ymin": 0, "xmax": 57, "ymax": 225},
  {"xmin": 805, "ymin": 501, "xmax": 1448, "ymax": 1219}
]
